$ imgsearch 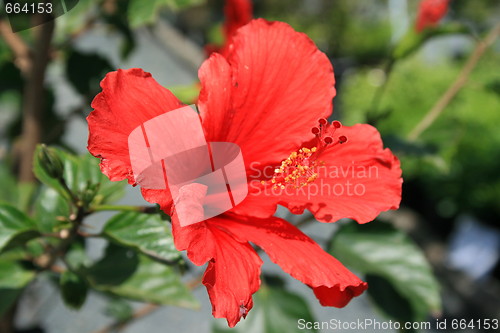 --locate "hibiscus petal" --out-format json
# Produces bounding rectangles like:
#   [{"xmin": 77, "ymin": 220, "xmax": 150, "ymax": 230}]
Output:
[
  {"xmin": 141, "ymin": 188, "xmax": 174, "ymax": 215},
  {"xmin": 212, "ymin": 214, "xmax": 367, "ymax": 307},
  {"xmin": 203, "ymin": 228, "xmax": 262, "ymax": 327},
  {"xmin": 171, "ymin": 214, "xmax": 262, "ymax": 327},
  {"xmin": 87, "ymin": 68, "xmax": 183, "ymax": 184},
  {"xmin": 198, "ymin": 53, "xmax": 233, "ymax": 140},
  {"xmin": 199, "ymin": 19, "xmax": 335, "ymax": 169},
  {"xmin": 416, "ymin": 0, "xmax": 449, "ymax": 32},
  {"xmin": 223, "ymin": 0, "xmax": 253, "ymax": 41},
  {"xmin": 263, "ymin": 124, "xmax": 402, "ymax": 224}
]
